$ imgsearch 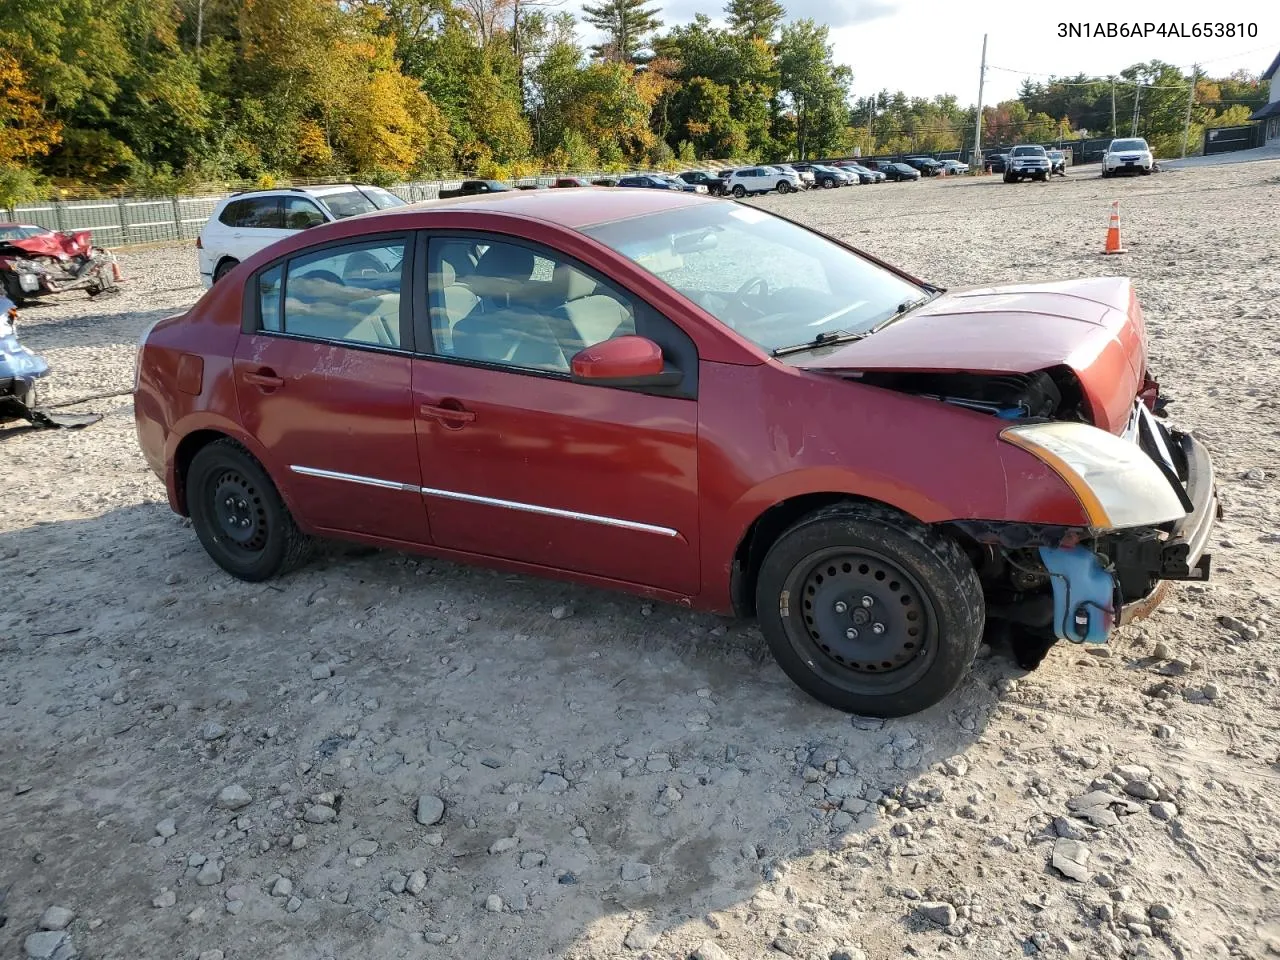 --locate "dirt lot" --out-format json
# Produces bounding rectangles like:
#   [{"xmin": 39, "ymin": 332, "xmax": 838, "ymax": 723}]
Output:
[{"xmin": 3, "ymin": 160, "xmax": 1279, "ymax": 960}]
